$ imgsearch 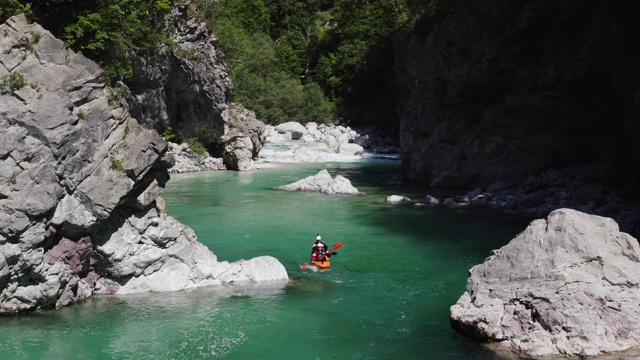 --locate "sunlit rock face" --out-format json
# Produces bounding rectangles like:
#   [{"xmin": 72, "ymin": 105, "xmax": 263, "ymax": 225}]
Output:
[
  {"xmin": 123, "ymin": 2, "xmax": 267, "ymax": 171},
  {"xmin": 451, "ymin": 208, "xmax": 640, "ymax": 357},
  {"xmin": 0, "ymin": 15, "xmax": 287, "ymax": 315}
]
